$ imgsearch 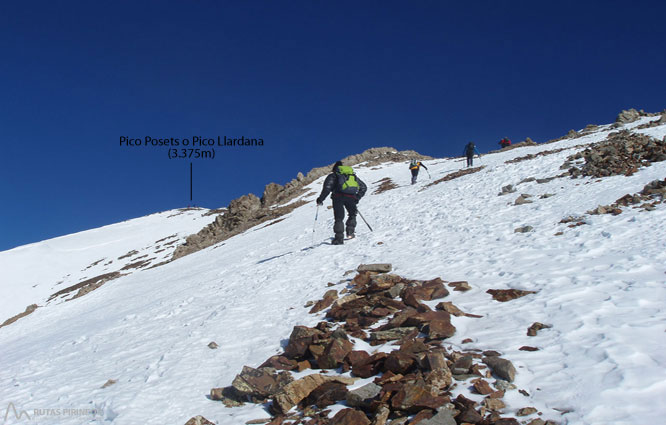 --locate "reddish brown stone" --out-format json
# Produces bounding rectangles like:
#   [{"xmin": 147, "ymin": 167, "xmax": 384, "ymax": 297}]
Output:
[
  {"xmin": 527, "ymin": 322, "xmax": 552, "ymax": 336},
  {"xmin": 260, "ymin": 355, "xmax": 298, "ymax": 371},
  {"xmin": 402, "ymin": 288, "xmax": 422, "ymax": 308},
  {"xmin": 384, "ymin": 351, "xmax": 416, "ymax": 374},
  {"xmin": 352, "ymin": 352, "xmax": 387, "ymax": 378},
  {"xmin": 519, "ymin": 346, "xmax": 540, "ymax": 351},
  {"xmin": 390, "ymin": 380, "xmax": 448, "ymax": 413},
  {"xmin": 329, "ymin": 408, "xmax": 370, "ymax": 425},
  {"xmin": 410, "ymin": 409, "xmax": 435, "ymax": 423},
  {"xmin": 299, "ymin": 381, "xmax": 348, "ymax": 408},
  {"xmin": 458, "ymin": 408, "xmax": 483, "ymax": 424},
  {"xmin": 284, "ymin": 326, "xmax": 323, "ymax": 359},
  {"xmin": 424, "ymin": 319, "xmax": 456, "ymax": 339},
  {"xmin": 403, "ymin": 310, "xmax": 452, "ymax": 327},
  {"xmin": 472, "ymin": 379, "xmax": 493, "ymax": 395},
  {"xmin": 448, "ymin": 281, "xmax": 471, "ymax": 291},
  {"xmin": 351, "ymin": 272, "xmax": 372, "ymax": 288},
  {"xmin": 309, "ymin": 289, "xmax": 339, "ymax": 314},
  {"xmin": 317, "ymin": 338, "xmax": 354, "ymax": 369},
  {"xmin": 486, "ymin": 288, "xmax": 536, "ymax": 302}
]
